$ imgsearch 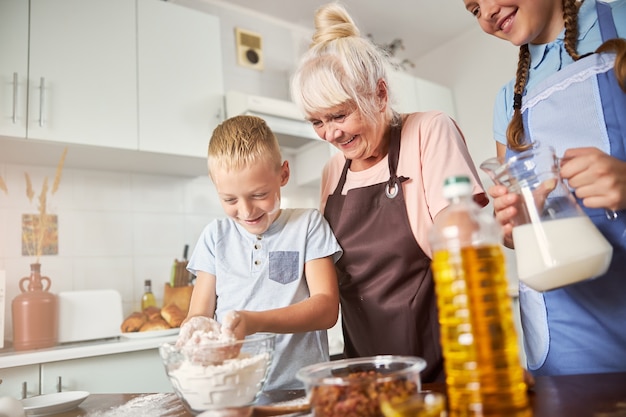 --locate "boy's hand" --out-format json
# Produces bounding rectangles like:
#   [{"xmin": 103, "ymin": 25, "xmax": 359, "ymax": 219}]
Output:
[{"xmin": 222, "ymin": 310, "xmax": 246, "ymax": 340}]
